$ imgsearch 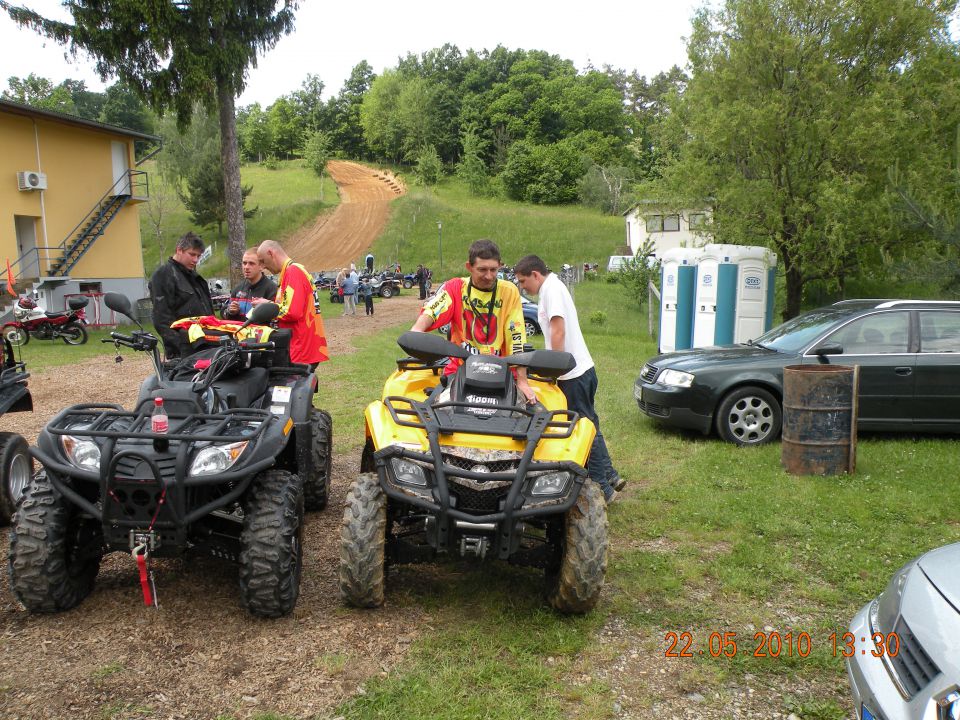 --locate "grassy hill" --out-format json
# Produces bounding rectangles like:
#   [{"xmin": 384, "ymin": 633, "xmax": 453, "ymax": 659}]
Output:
[
  {"xmin": 373, "ymin": 181, "xmax": 627, "ymax": 279},
  {"xmin": 138, "ymin": 159, "xmax": 339, "ymax": 279}
]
